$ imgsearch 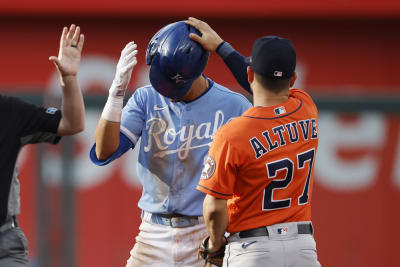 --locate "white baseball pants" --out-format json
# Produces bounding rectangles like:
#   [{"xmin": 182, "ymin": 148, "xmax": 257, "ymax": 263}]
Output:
[{"xmin": 125, "ymin": 217, "xmax": 209, "ymax": 267}]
